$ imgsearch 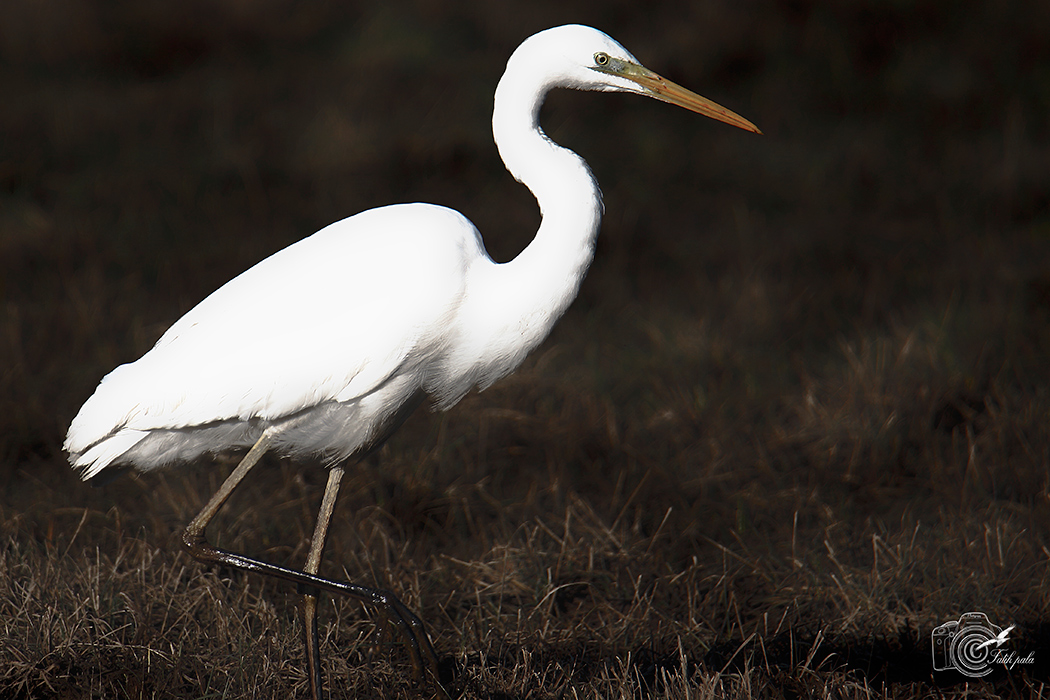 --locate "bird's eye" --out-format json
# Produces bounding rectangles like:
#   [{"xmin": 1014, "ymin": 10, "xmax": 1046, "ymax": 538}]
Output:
[{"xmin": 593, "ymin": 52, "xmax": 610, "ymax": 67}]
